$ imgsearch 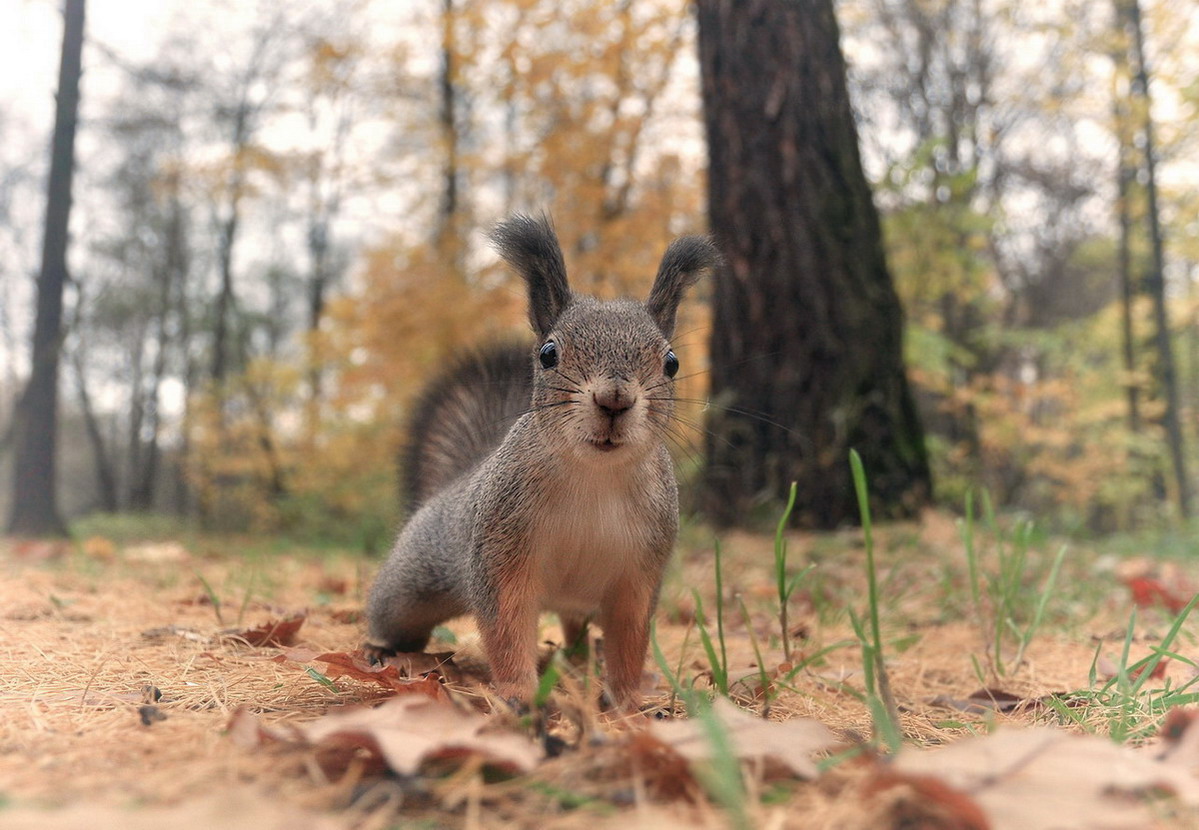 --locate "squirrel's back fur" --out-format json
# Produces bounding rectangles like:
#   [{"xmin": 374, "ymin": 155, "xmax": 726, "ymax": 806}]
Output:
[{"xmin": 401, "ymin": 343, "xmax": 533, "ymax": 513}]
